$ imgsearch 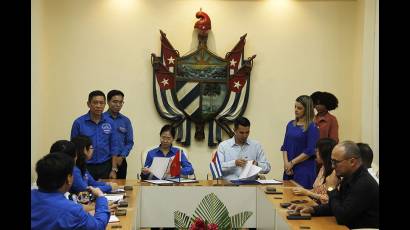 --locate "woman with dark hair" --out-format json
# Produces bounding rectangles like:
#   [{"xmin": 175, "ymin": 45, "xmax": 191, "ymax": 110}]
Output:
[
  {"xmin": 141, "ymin": 124, "xmax": 194, "ymax": 180},
  {"xmin": 50, "ymin": 140, "xmax": 77, "ymax": 160},
  {"xmin": 310, "ymin": 91, "xmax": 339, "ymax": 143},
  {"xmin": 71, "ymin": 135, "xmax": 116, "ymax": 193},
  {"xmin": 281, "ymin": 95, "xmax": 320, "ymax": 189},
  {"xmin": 292, "ymin": 138, "xmax": 339, "ymax": 204}
]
